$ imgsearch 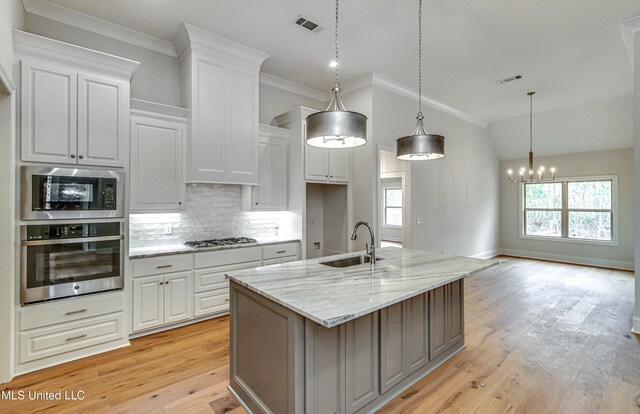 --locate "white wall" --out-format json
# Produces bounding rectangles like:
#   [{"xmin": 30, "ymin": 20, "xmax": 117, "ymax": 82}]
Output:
[
  {"xmin": 0, "ymin": 0, "xmax": 25, "ymax": 385},
  {"xmin": 369, "ymin": 86, "xmax": 500, "ymax": 257},
  {"xmin": 259, "ymin": 84, "xmax": 324, "ymax": 125},
  {"xmin": 489, "ymin": 95, "xmax": 633, "ymax": 160},
  {"xmin": 25, "ymin": 13, "xmax": 181, "ymax": 106},
  {"xmin": 500, "ymin": 149, "xmax": 634, "ymax": 269}
]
